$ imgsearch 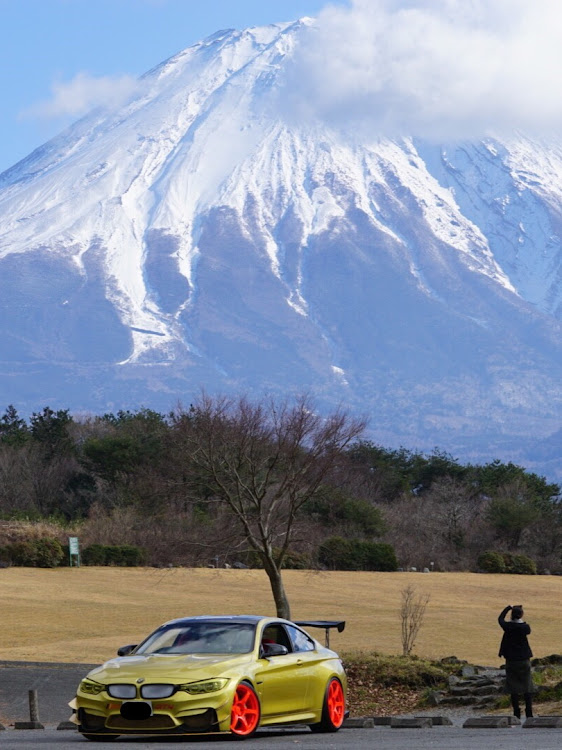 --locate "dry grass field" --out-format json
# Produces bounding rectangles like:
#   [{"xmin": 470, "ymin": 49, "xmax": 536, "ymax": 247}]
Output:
[{"xmin": 1, "ymin": 567, "xmax": 561, "ymax": 666}]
